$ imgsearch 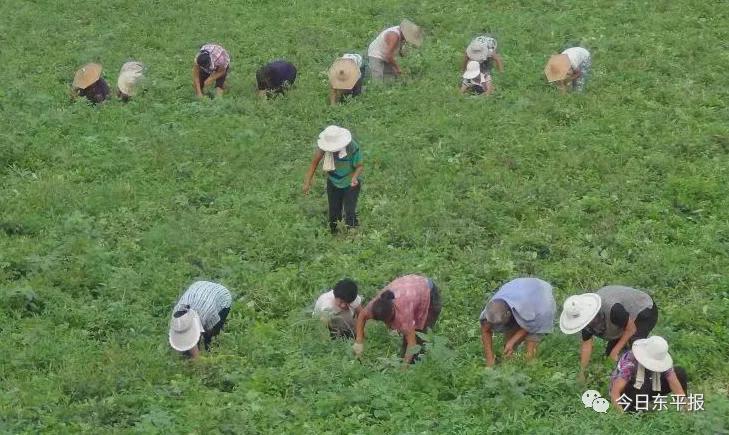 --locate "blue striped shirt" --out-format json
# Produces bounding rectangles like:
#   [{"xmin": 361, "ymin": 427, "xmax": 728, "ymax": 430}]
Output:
[{"xmin": 173, "ymin": 281, "xmax": 232, "ymax": 331}]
